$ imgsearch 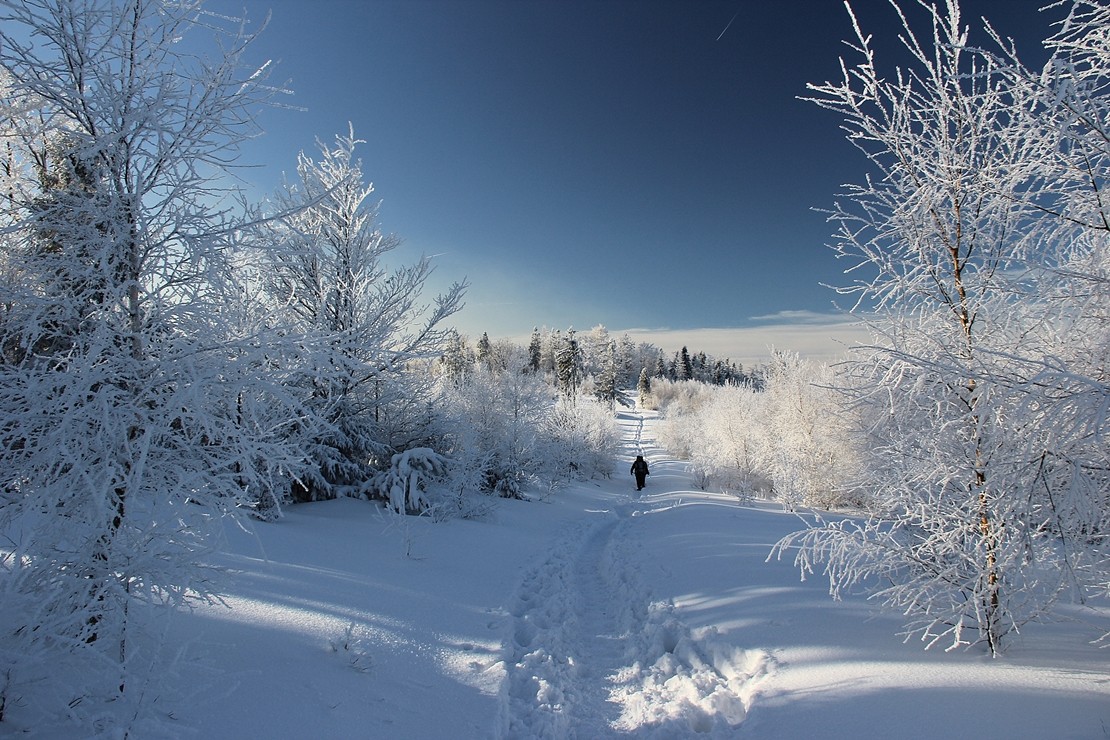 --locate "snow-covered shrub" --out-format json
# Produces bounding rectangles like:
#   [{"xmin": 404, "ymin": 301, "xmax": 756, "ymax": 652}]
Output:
[
  {"xmin": 368, "ymin": 448, "xmax": 449, "ymax": 514},
  {"xmin": 692, "ymin": 385, "xmax": 770, "ymax": 499},
  {"xmin": 649, "ymin": 378, "xmax": 708, "ymax": 419},
  {"xmin": 435, "ymin": 355, "xmax": 555, "ymax": 498},
  {"xmin": 762, "ymin": 352, "xmax": 859, "ymax": 510},
  {"xmin": 652, "ymin": 358, "xmax": 856, "ymax": 507},
  {"xmin": 542, "ymin": 397, "xmax": 620, "ymax": 481},
  {"xmin": 652, "ymin": 380, "xmax": 714, "ymax": 460},
  {"xmin": 655, "ymin": 379, "xmax": 767, "ymax": 500}
]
